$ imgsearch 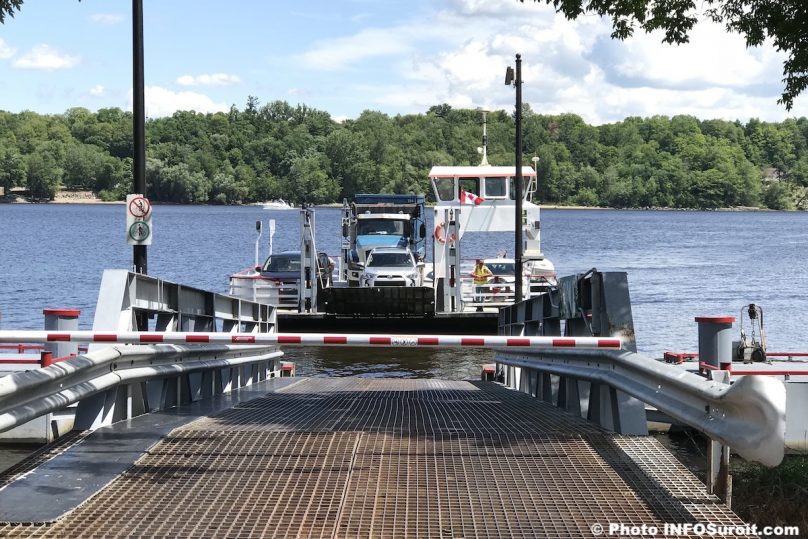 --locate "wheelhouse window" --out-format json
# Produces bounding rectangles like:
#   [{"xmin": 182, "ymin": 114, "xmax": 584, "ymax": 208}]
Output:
[
  {"xmin": 433, "ymin": 178, "xmax": 455, "ymax": 202},
  {"xmin": 484, "ymin": 177, "xmax": 507, "ymax": 198},
  {"xmin": 509, "ymin": 177, "xmax": 520, "ymax": 200},
  {"xmin": 458, "ymin": 177, "xmax": 481, "ymax": 197},
  {"xmin": 508, "ymin": 174, "xmax": 536, "ymax": 200}
]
